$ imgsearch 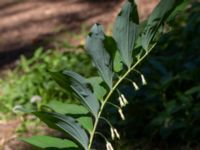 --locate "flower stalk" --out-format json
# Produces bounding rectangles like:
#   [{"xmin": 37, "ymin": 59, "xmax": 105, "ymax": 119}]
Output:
[{"xmin": 88, "ymin": 45, "xmax": 156, "ymax": 150}]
